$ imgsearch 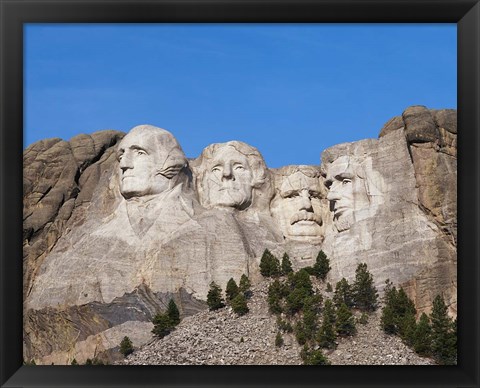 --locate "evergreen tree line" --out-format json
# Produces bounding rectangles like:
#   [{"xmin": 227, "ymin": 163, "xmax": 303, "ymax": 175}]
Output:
[
  {"xmin": 380, "ymin": 280, "xmax": 457, "ymax": 365},
  {"xmin": 207, "ymin": 274, "xmax": 252, "ymax": 316},
  {"xmin": 260, "ymin": 249, "xmax": 331, "ymax": 280},
  {"xmin": 262, "ymin": 248, "xmax": 378, "ymax": 365}
]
